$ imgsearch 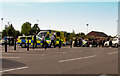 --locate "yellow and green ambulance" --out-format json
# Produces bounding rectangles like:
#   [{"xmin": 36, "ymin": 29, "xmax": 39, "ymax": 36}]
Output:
[{"xmin": 17, "ymin": 30, "xmax": 66, "ymax": 48}]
